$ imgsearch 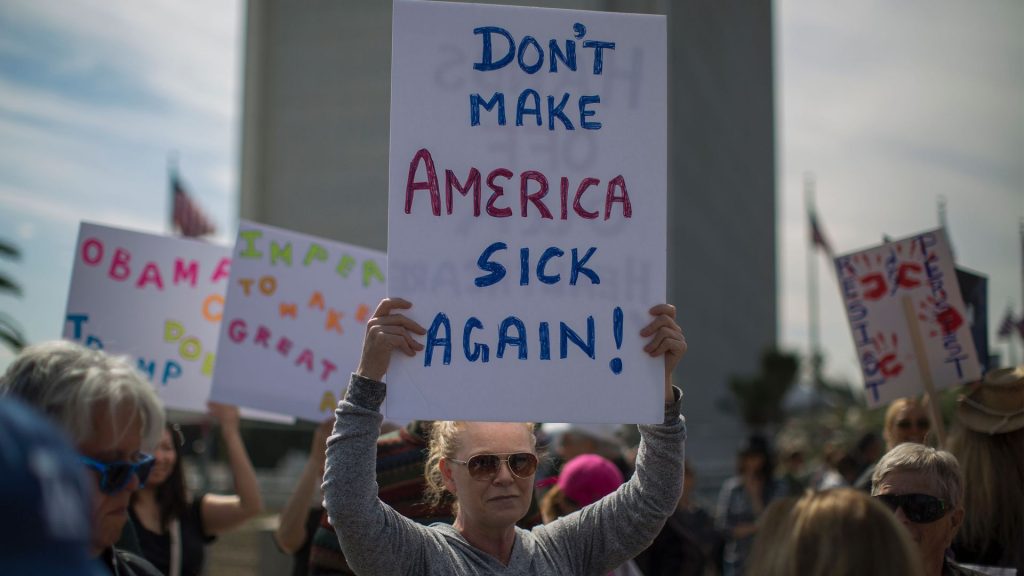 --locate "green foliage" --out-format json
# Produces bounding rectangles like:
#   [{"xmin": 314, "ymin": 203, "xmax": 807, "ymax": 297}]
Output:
[
  {"xmin": 0, "ymin": 239, "xmax": 26, "ymax": 352},
  {"xmin": 728, "ymin": 348, "xmax": 800, "ymax": 429}
]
